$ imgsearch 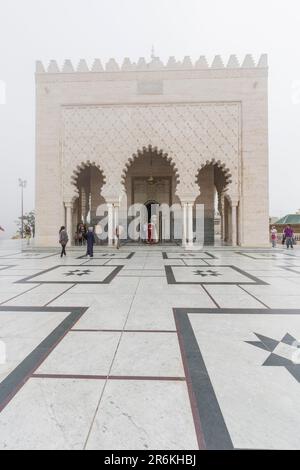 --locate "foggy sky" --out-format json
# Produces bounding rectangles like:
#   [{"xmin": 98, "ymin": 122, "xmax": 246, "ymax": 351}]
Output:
[{"xmin": 0, "ymin": 0, "xmax": 300, "ymax": 238}]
